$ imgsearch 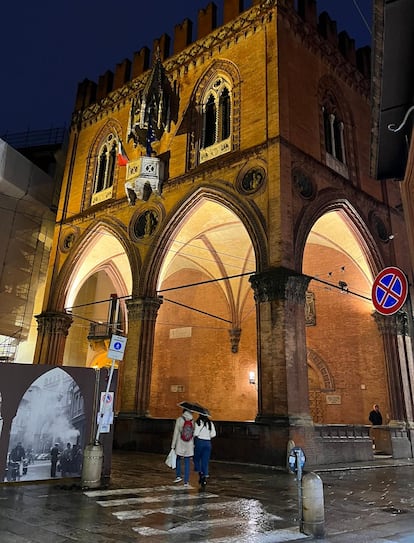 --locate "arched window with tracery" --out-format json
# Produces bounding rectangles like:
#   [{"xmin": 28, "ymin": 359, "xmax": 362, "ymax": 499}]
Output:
[
  {"xmin": 321, "ymin": 92, "xmax": 349, "ymax": 179},
  {"xmin": 91, "ymin": 134, "xmax": 117, "ymax": 205},
  {"xmin": 322, "ymin": 104, "xmax": 346, "ymax": 164},
  {"xmin": 200, "ymin": 75, "xmax": 232, "ymax": 163}
]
